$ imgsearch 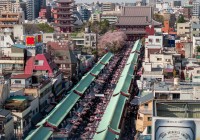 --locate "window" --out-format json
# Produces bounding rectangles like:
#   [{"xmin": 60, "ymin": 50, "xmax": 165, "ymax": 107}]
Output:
[
  {"xmin": 157, "ymin": 58, "xmax": 162, "ymax": 61},
  {"xmin": 15, "ymin": 80, "xmax": 21, "ymax": 84},
  {"xmin": 138, "ymin": 117, "xmax": 143, "ymax": 120},
  {"xmin": 0, "ymin": 36, "xmax": 4, "ymax": 41},
  {"xmin": 35, "ymin": 60, "xmax": 39, "ymax": 65},
  {"xmin": 144, "ymin": 103, "xmax": 148, "ymax": 107},
  {"xmin": 173, "ymin": 94, "xmax": 180, "ymax": 99},
  {"xmin": 179, "ymin": 27, "xmax": 183, "ymax": 29},
  {"xmin": 156, "ymin": 39, "xmax": 160, "ymax": 43},
  {"xmin": 148, "ymin": 117, "xmax": 152, "ymax": 121},
  {"xmin": 197, "ymin": 70, "xmax": 200, "ymax": 74},
  {"xmin": 46, "ymin": 36, "xmax": 52, "ymax": 38},
  {"xmin": 149, "ymin": 39, "xmax": 153, "ymax": 43}
]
